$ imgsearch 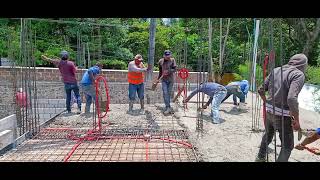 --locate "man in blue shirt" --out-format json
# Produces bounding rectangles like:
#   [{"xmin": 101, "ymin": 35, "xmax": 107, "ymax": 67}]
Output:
[
  {"xmin": 183, "ymin": 82, "xmax": 227, "ymax": 124},
  {"xmin": 81, "ymin": 62, "xmax": 103, "ymax": 114},
  {"xmin": 221, "ymin": 80, "xmax": 249, "ymax": 110}
]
